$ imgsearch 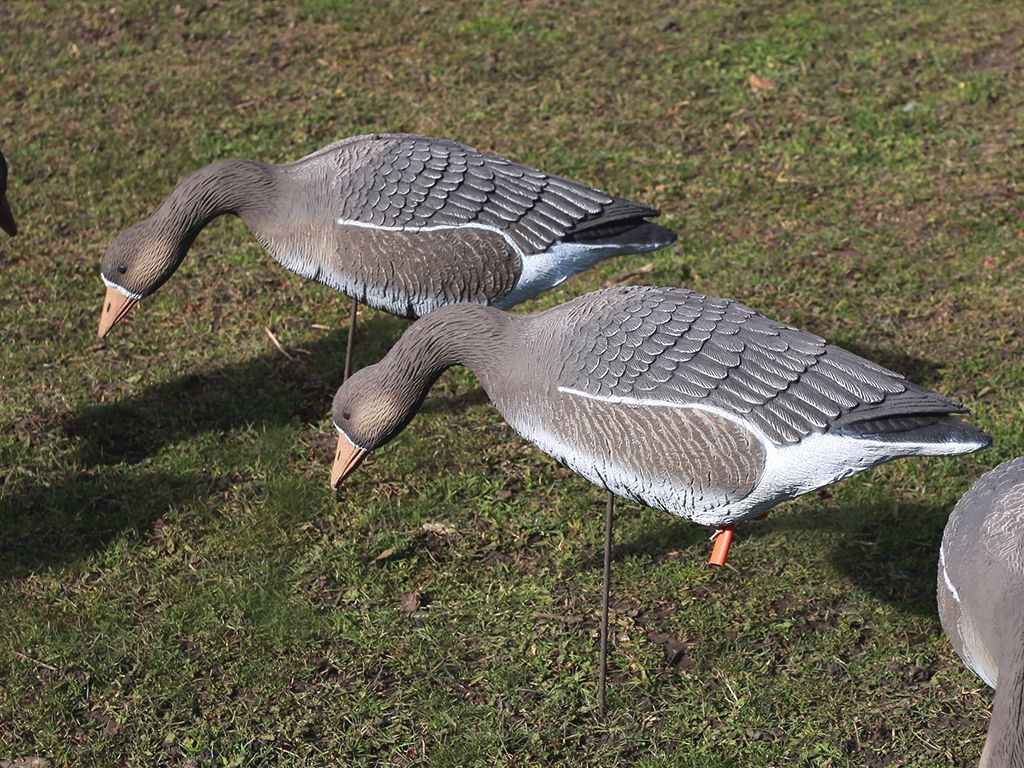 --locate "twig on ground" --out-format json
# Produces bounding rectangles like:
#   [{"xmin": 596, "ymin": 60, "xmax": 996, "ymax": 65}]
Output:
[
  {"xmin": 12, "ymin": 650, "xmax": 58, "ymax": 672},
  {"xmin": 605, "ymin": 262, "xmax": 655, "ymax": 287},
  {"xmin": 264, "ymin": 326, "xmax": 294, "ymax": 361}
]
